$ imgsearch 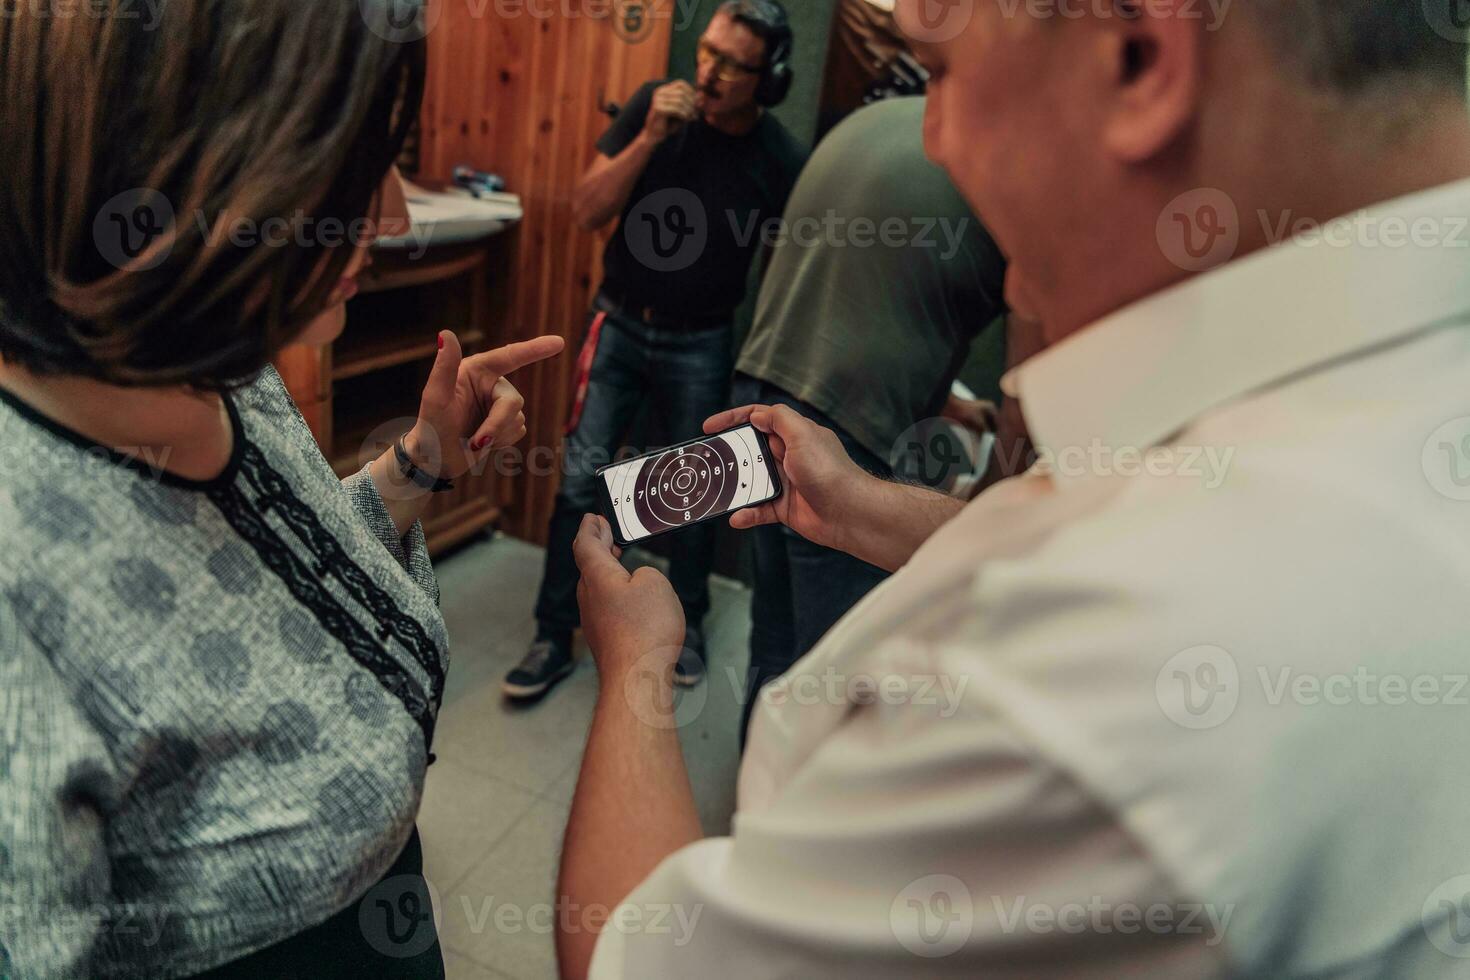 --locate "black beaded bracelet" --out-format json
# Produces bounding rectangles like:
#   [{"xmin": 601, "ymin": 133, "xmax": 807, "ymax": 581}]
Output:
[{"xmin": 393, "ymin": 437, "xmax": 455, "ymax": 493}]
